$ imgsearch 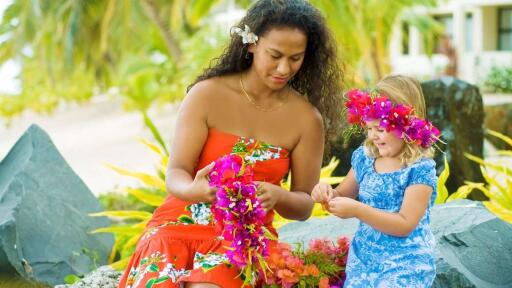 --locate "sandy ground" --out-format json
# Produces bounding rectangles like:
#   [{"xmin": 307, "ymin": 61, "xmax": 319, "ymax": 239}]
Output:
[{"xmin": 0, "ymin": 96, "xmax": 179, "ymax": 196}]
